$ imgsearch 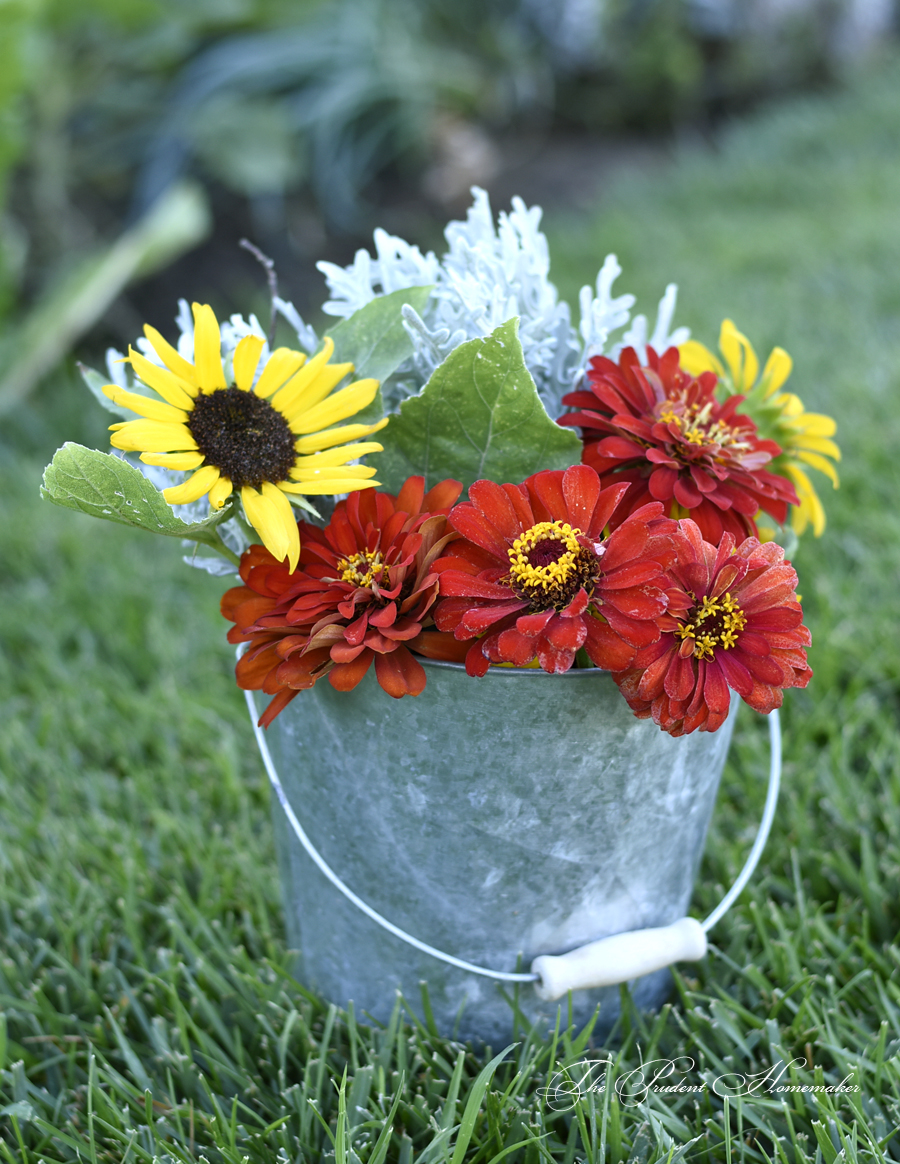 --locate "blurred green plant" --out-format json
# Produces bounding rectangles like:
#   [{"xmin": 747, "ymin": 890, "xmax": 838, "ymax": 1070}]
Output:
[
  {"xmin": 0, "ymin": 0, "xmax": 890, "ymax": 418},
  {"xmin": 0, "ymin": 181, "xmax": 210, "ymax": 415},
  {"xmin": 0, "ymin": 0, "xmax": 31, "ymax": 317},
  {"xmin": 0, "ymin": 0, "xmax": 305, "ymax": 411},
  {"xmin": 133, "ymin": 0, "xmax": 485, "ymax": 228}
]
